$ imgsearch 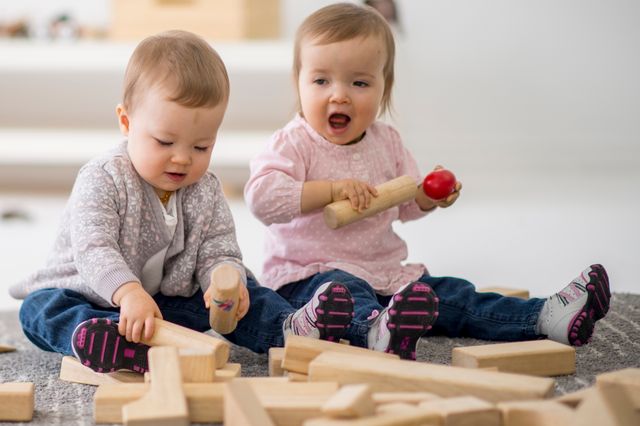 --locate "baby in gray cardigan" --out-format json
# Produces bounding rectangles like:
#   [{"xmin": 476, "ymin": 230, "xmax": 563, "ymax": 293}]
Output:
[{"xmin": 11, "ymin": 30, "xmax": 342, "ymax": 373}]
